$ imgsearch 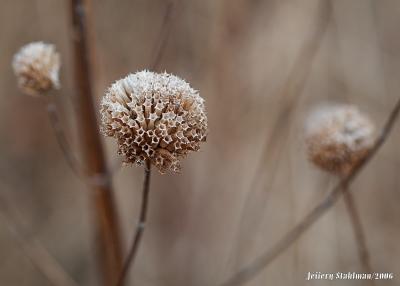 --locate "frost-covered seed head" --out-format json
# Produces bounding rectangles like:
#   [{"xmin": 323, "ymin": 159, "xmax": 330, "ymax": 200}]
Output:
[
  {"xmin": 12, "ymin": 42, "xmax": 60, "ymax": 96},
  {"xmin": 101, "ymin": 71, "xmax": 208, "ymax": 174},
  {"xmin": 305, "ymin": 104, "xmax": 375, "ymax": 176}
]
